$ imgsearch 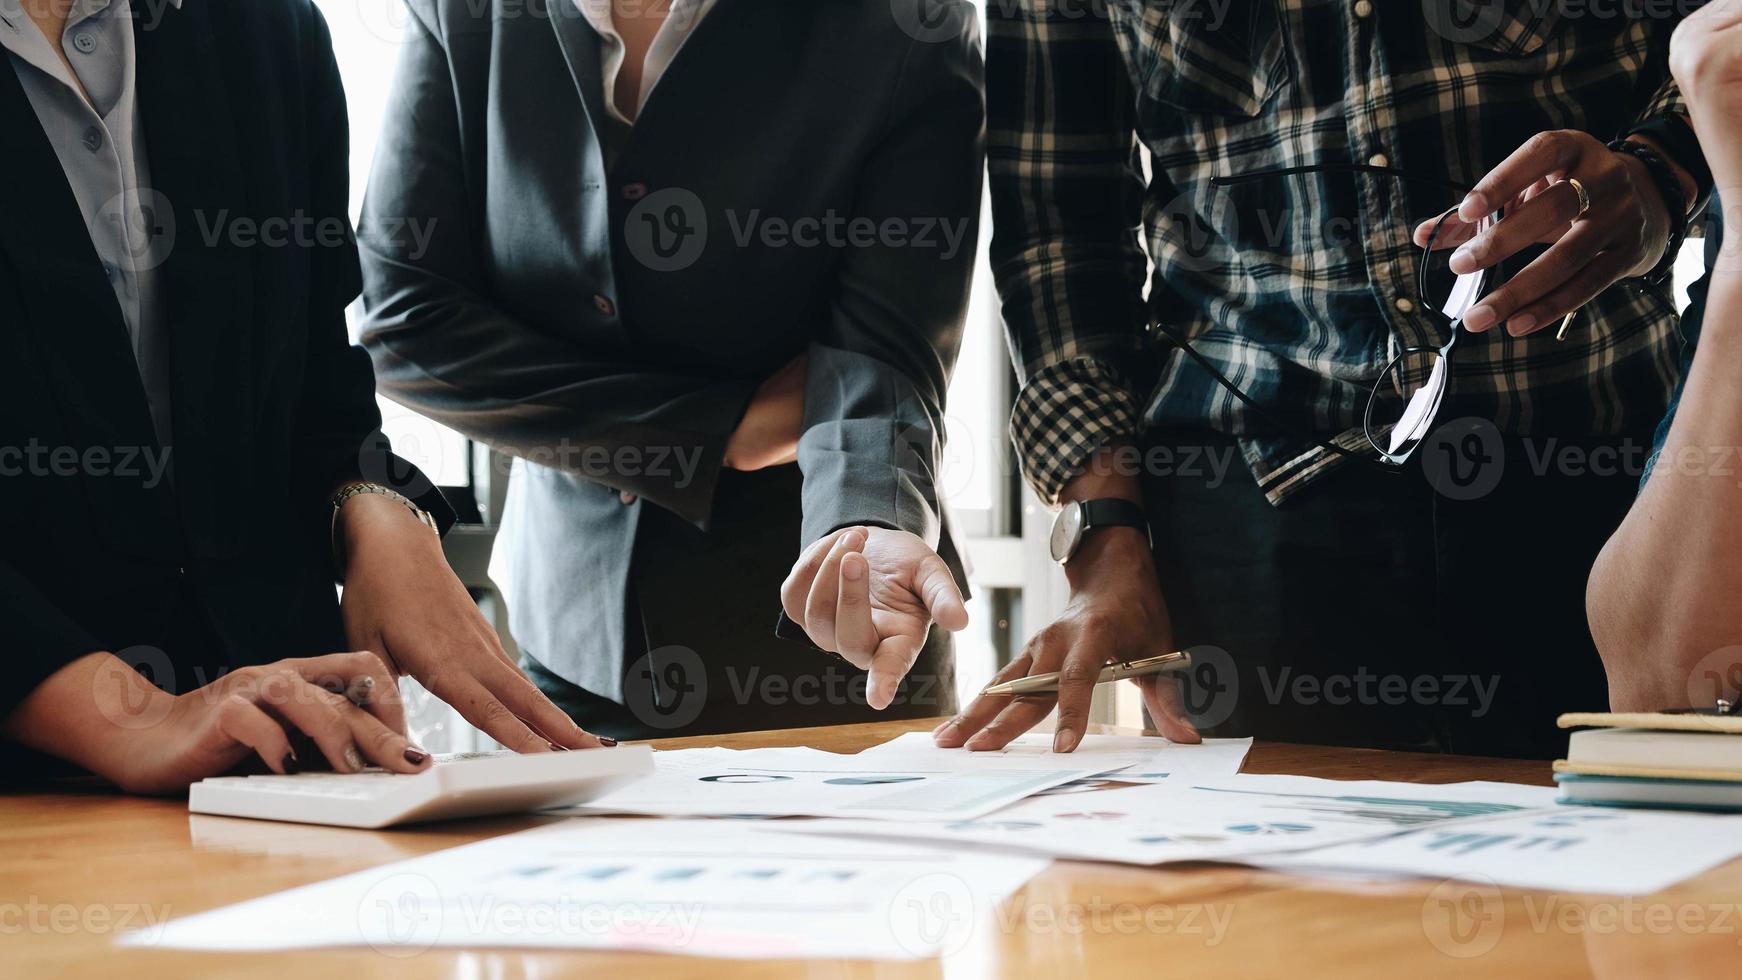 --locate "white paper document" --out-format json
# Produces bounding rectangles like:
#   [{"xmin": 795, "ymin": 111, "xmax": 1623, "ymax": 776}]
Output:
[
  {"xmin": 854, "ymin": 731, "xmax": 1253, "ymax": 784},
  {"xmin": 571, "ymin": 746, "xmax": 1097, "ymax": 821},
  {"xmin": 128, "ymin": 818, "xmax": 1049, "ymax": 960},
  {"xmin": 781, "ymin": 774, "xmax": 1556, "ymax": 866},
  {"xmin": 1256, "ymin": 804, "xmax": 1742, "ymax": 895}
]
